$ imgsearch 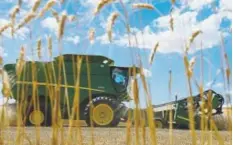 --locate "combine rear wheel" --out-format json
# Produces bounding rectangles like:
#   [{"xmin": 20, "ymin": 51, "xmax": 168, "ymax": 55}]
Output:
[
  {"xmin": 25, "ymin": 97, "xmax": 52, "ymax": 127},
  {"xmin": 84, "ymin": 97, "xmax": 121, "ymax": 127}
]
